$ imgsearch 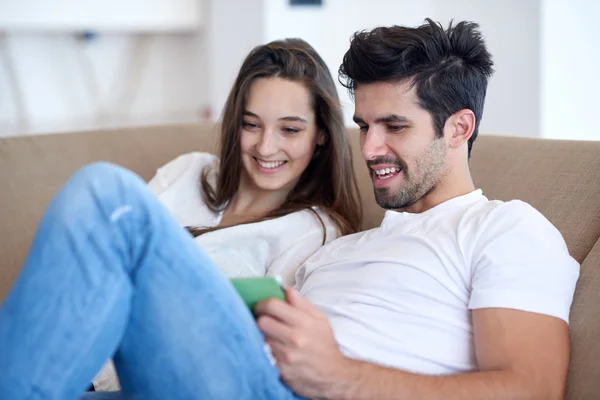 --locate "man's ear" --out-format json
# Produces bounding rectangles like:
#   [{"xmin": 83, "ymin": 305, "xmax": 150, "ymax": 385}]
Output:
[{"xmin": 445, "ymin": 109, "xmax": 476, "ymax": 150}]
